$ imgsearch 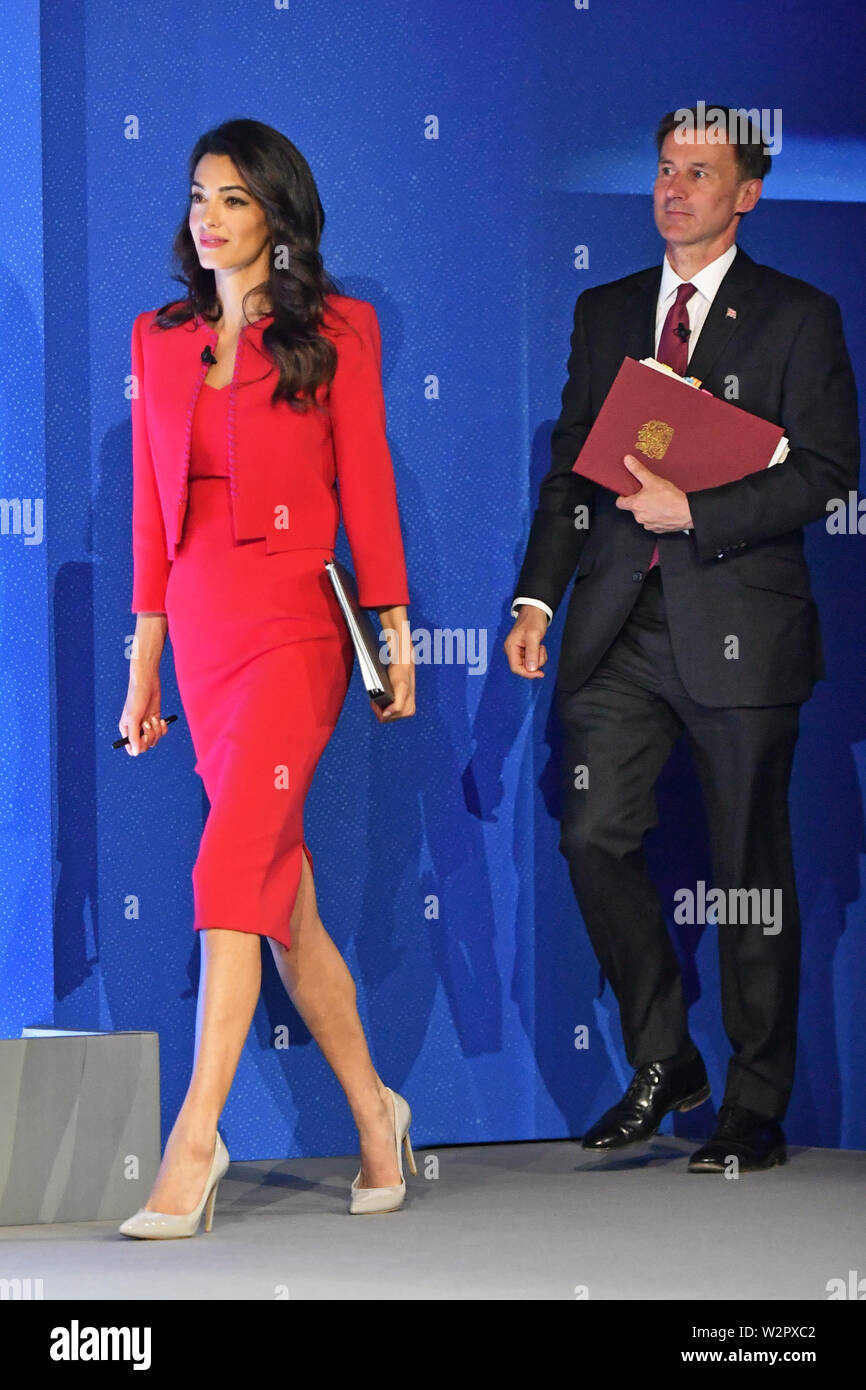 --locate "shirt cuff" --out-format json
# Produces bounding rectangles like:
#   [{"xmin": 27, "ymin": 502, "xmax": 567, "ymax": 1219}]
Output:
[{"xmin": 511, "ymin": 596, "xmax": 553, "ymax": 622}]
